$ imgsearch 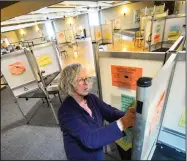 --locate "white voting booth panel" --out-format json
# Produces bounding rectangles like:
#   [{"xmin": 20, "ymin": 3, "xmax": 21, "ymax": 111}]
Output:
[
  {"xmin": 113, "ymin": 18, "xmax": 120, "ymax": 30},
  {"xmin": 56, "ymin": 30, "xmax": 74, "ymax": 44},
  {"xmin": 98, "ymin": 52, "xmax": 165, "ymax": 110},
  {"xmin": 132, "ymin": 54, "xmax": 177, "ymax": 160},
  {"xmin": 144, "ymin": 16, "xmax": 152, "ymax": 48},
  {"xmin": 101, "ymin": 24, "xmax": 113, "ymax": 43},
  {"xmin": 30, "ymin": 42, "xmax": 61, "ymax": 77},
  {"xmin": 65, "ymin": 30, "xmax": 74, "ymax": 43},
  {"xmin": 1, "ymin": 50, "xmax": 39, "ymax": 97},
  {"xmin": 163, "ymin": 16, "xmax": 185, "ymax": 41},
  {"xmin": 56, "ymin": 31, "xmax": 66, "ymax": 44},
  {"xmin": 158, "ymin": 52, "xmax": 186, "ymax": 153},
  {"xmin": 151, "ymin": 19, "xmax": 165, "ymax": 45},
  {"xmin": 90, "ymin": 27, "xmax": 96, "ymax": 42},
  {"xmin": 95, "ymin": 25, "xmax": 102, "ymax": 41}
]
